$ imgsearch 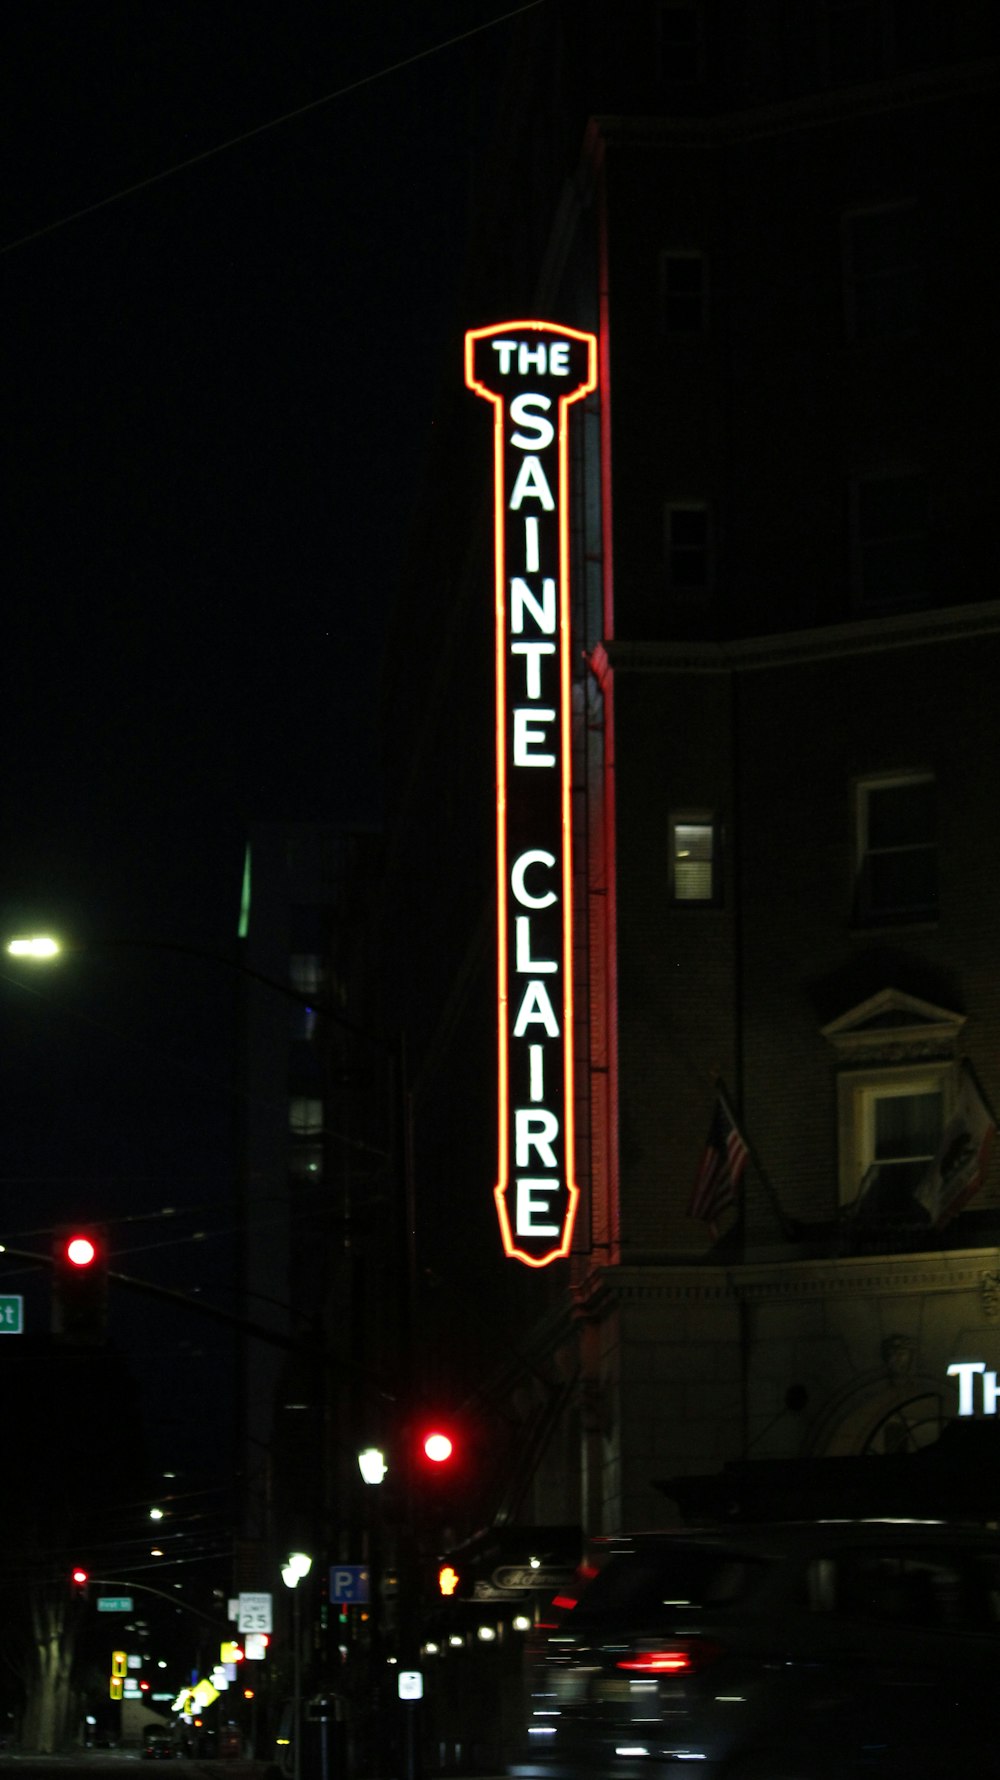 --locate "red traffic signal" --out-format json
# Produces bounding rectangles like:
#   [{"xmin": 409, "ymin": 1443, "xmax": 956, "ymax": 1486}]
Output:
[
  {"xmin": 64, "ymin": 1234, "xmax": 97, "ymax": 1267},
  {"xmin": 51, "ymin": 1225, "xmax": 108, "ymax": 1345},
  {"xmin": 71, "ymin": 1567, "xmax": 89, "ymax": 1599},
  {"xmin": 422, "ymin": 1429, "xmax": 454, "ymax": 1464}
]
